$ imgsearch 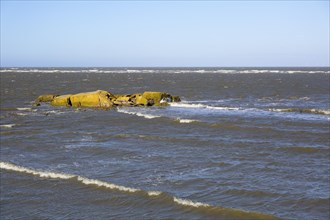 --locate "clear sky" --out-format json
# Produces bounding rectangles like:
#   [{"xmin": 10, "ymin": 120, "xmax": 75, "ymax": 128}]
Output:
[{"xmin": 0, "ymin": 1, "xmax": 329, "ymax": 67}]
